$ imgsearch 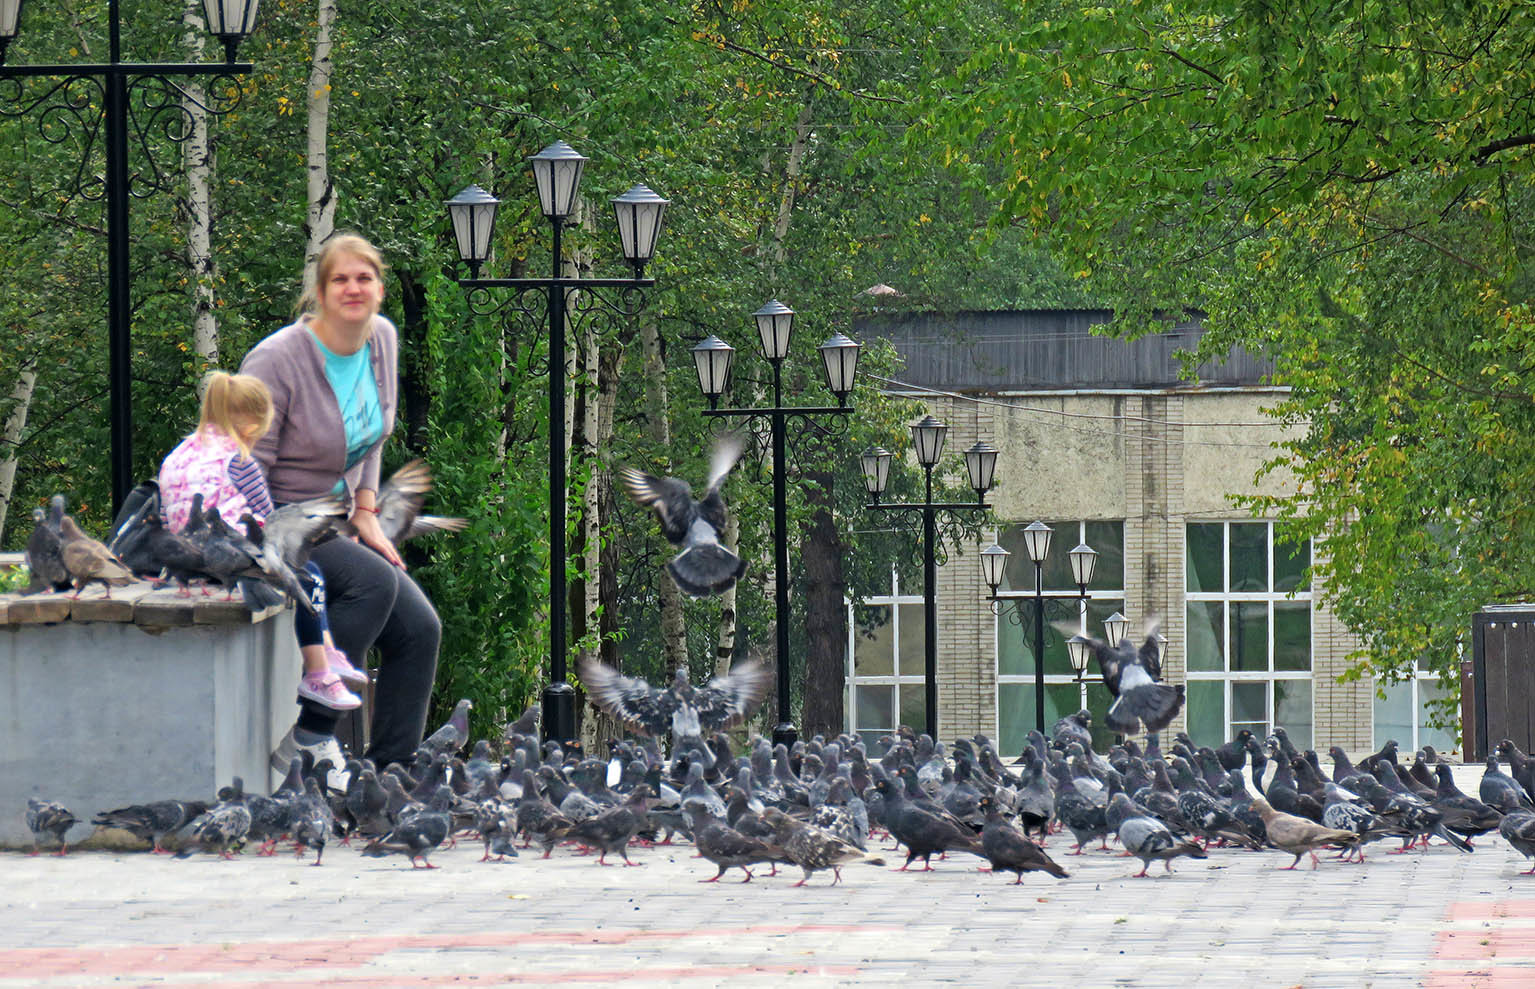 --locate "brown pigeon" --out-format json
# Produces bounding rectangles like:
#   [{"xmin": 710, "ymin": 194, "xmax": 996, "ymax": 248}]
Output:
[
  {"xmin": 59, "ymin": 515, "xmax": 133, "ymax": 598},
  {"xmin": 1252, "ymin": 795, "xmax": 1359, "ymax": 869}
]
